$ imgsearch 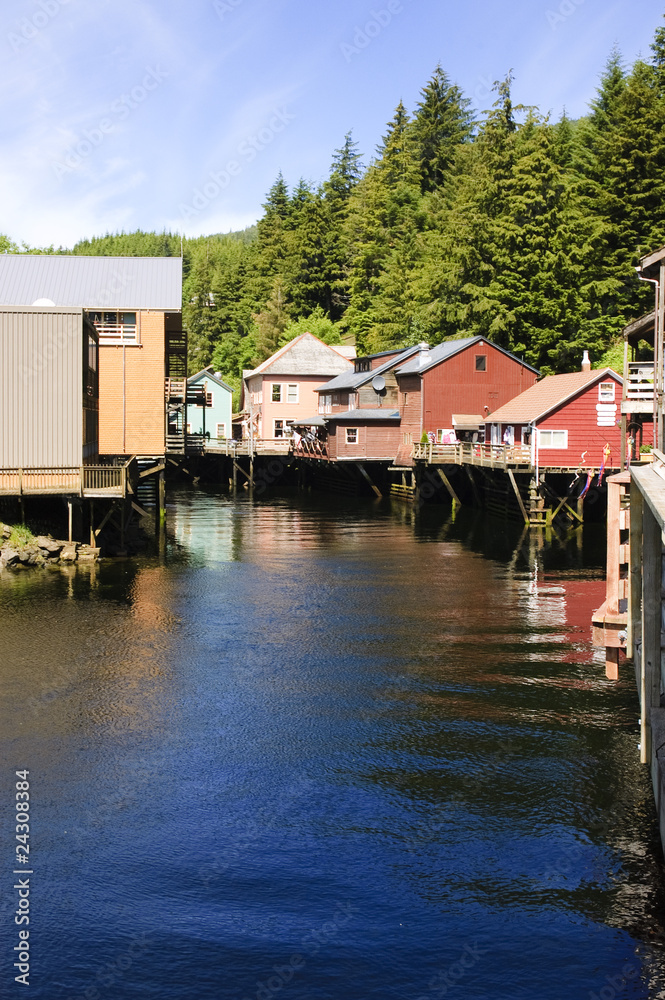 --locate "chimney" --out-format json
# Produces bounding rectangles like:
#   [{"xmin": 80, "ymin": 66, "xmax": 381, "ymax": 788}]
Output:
[
  {"xmin": 418, "ymin": 342, "xmax": 431, "ymax": 366},
  {"xmin": 581, "ymin": 350, "xmax": 591, "ymax": 372}
]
